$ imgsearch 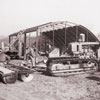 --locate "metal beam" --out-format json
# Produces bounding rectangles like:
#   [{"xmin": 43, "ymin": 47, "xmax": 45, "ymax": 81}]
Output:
[{"xmin": 24, "ymin": 33, "xmax": 27, "ymax": 59}]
